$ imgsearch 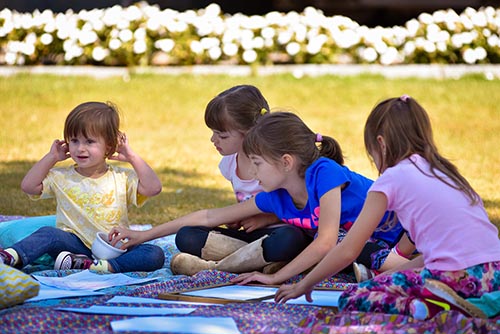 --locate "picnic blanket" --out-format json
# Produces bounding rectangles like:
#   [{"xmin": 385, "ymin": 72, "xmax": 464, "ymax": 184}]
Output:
[{"xmin": 1, "ymin": 215, "xmax": 499, "ymax": 334}]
